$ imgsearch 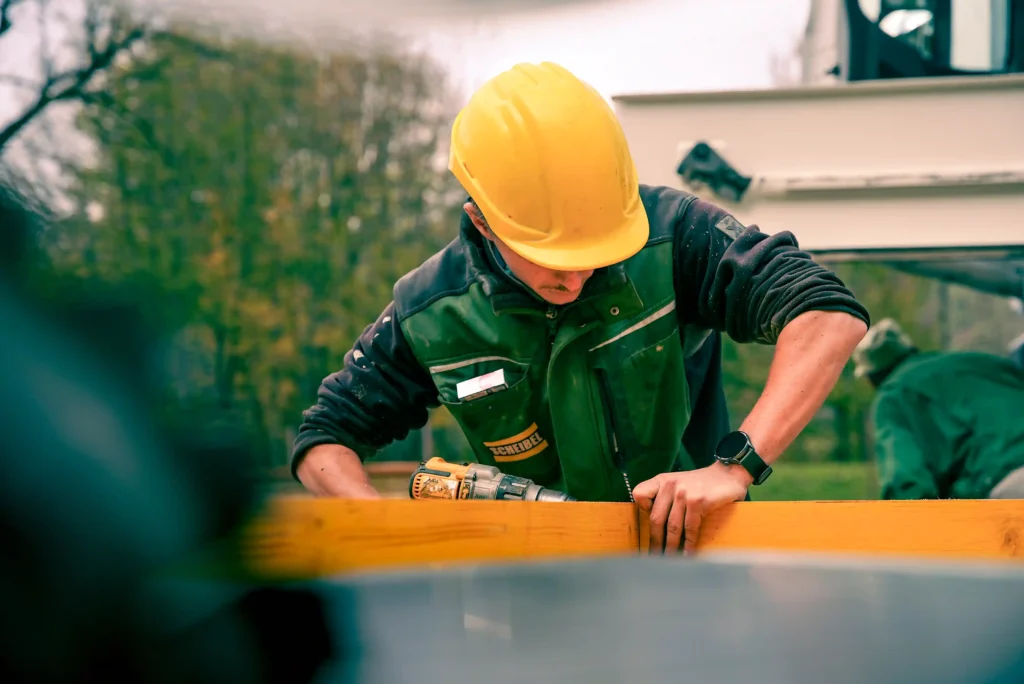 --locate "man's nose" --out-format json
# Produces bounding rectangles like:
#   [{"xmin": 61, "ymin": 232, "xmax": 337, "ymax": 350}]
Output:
[{"xmin": 559, "ymin": 270, "xmax": 593, "ymax": 290}]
